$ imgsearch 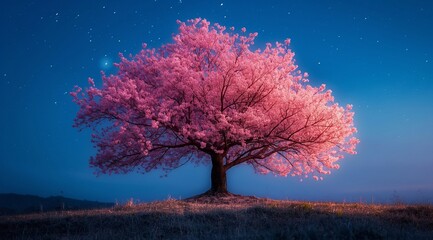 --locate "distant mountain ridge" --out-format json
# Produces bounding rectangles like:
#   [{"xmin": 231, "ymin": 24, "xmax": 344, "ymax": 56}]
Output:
[{"xmin": 0, "ymin": 193, "xmax": 113, "ymax": 215}]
